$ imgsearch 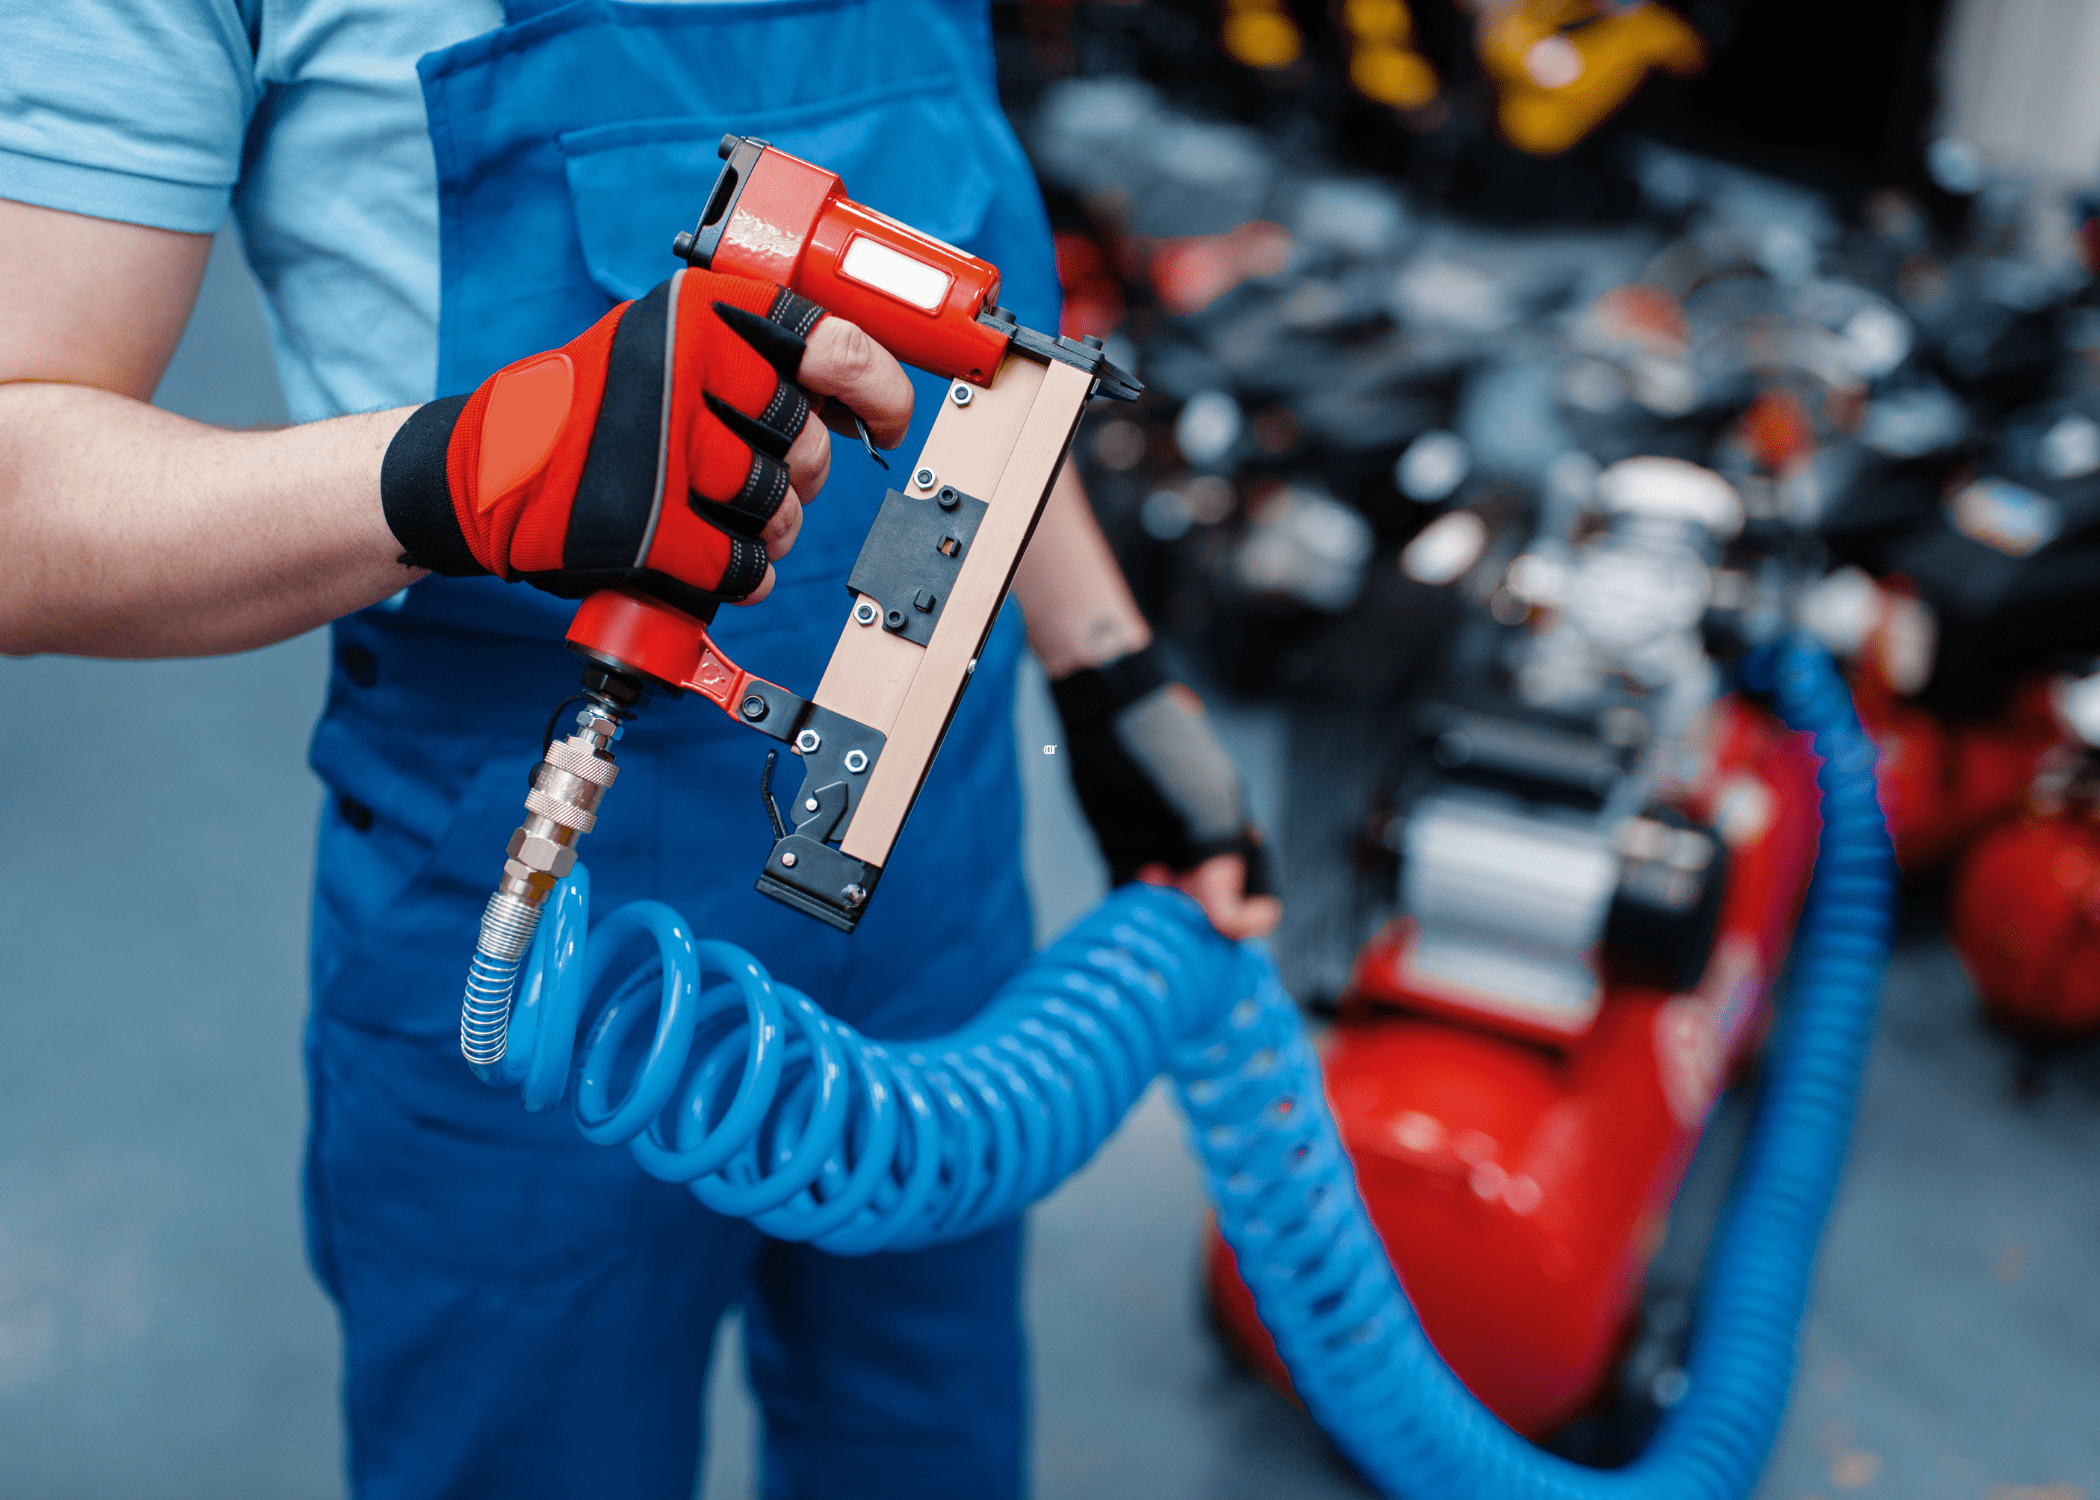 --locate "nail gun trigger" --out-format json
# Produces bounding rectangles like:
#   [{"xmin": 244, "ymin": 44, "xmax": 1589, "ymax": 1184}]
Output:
[
  {"xmin": 854, "ymin": 411, "xmax": 889, "ymax": 470},
  {"xmin": 791, "ymin": 383, "xmax": 890, "ymax": 470}
]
